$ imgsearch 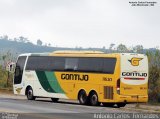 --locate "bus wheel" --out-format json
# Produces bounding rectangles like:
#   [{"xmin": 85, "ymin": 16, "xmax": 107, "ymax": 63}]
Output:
[
  {"xmin": 89, "ymin": 92, "xmax": 100, "ymax": 106},
  {"xmin": 117, "ymin": 103, "xmax": 126, "ymax": 108},
  {"xmin": 27, "ymin": 87, "xmax": 36, "ymax": 100},
  {"xmin": 102, "ymin": 103, "xmax": 115, "ymax": 107},
  {"xmin": 51, "ymin": 98, "xmax": 59, "ymax": 102},
  {"xmin": 78, "ymin": 90, "xmax": 88, "ymax": 105}
]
